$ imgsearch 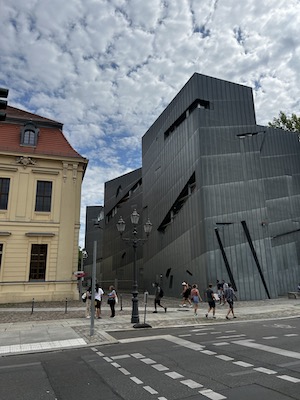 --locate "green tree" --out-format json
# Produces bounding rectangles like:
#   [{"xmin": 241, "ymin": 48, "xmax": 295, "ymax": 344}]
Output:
[{"xmin": 268, "ymin": 111, "xmax": 300, "ymax": 132}]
